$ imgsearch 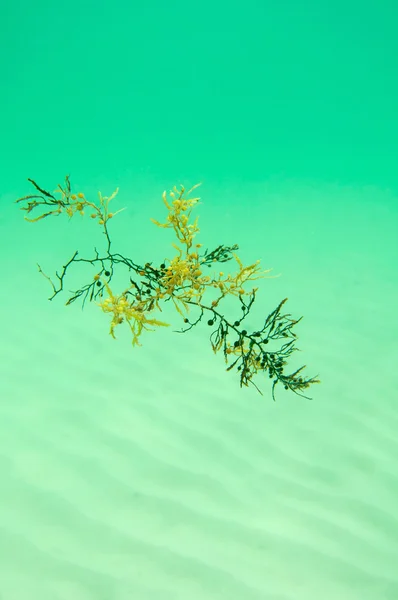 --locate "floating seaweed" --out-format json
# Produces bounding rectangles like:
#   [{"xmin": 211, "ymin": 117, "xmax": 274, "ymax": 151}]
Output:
[{"xmin": 16, "ymin": 177, "xmax": 320, "ymax": 400}]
